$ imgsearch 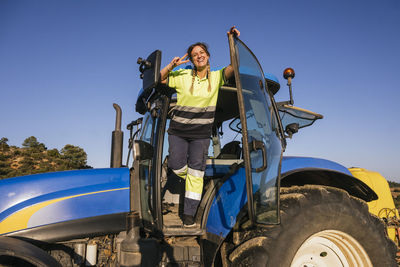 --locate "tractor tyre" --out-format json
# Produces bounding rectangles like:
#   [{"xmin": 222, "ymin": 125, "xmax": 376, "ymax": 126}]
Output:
[{"xmin": 227, "ymin": 185, "xmax": 397, "ymax": 267}]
